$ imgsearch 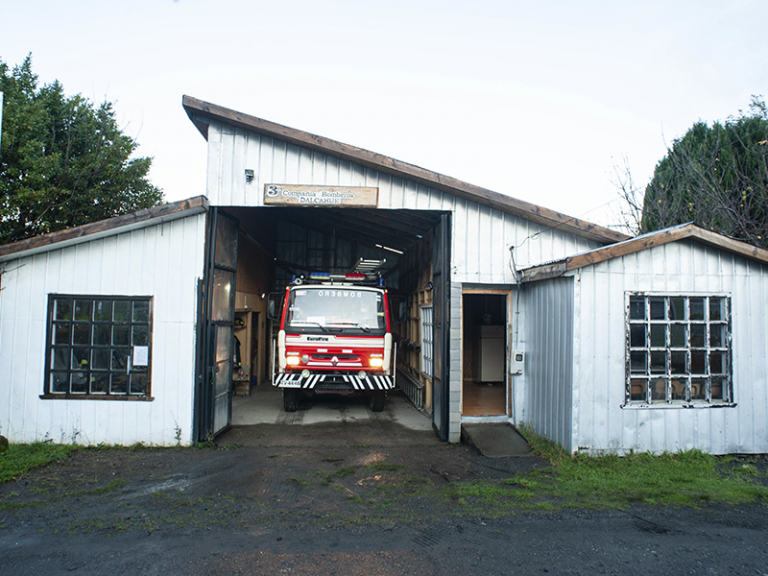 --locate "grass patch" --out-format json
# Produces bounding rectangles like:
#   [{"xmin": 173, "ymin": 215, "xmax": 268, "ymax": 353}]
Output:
[{"xmin": 0, "ymin": 442, "xmax": 82, "ymax": 484}]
